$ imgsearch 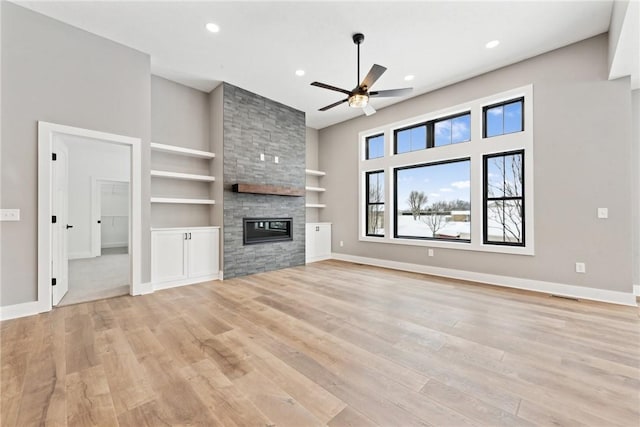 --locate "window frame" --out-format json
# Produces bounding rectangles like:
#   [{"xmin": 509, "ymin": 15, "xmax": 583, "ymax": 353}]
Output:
[
  {"xmin": 365, "ymin": 170, "xmax": 385, "ymax": 237},
  {"xmin": 394, "ymin": 157, "xmax": 472, "ymax": 242},
  {"xmin": 394, "ymin": 111, "xmax": 472, "ymax": 154},
  {"xmin": 365, "ymin": 133, "xmax": 385, "ymax": 160},
  {"xmin": 483, "ymin": 150, "xmax": 525, "ymax": 247},
  {"xmin": 482, "ymin": 97, "xmax": 524, "ymax": 138}
]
